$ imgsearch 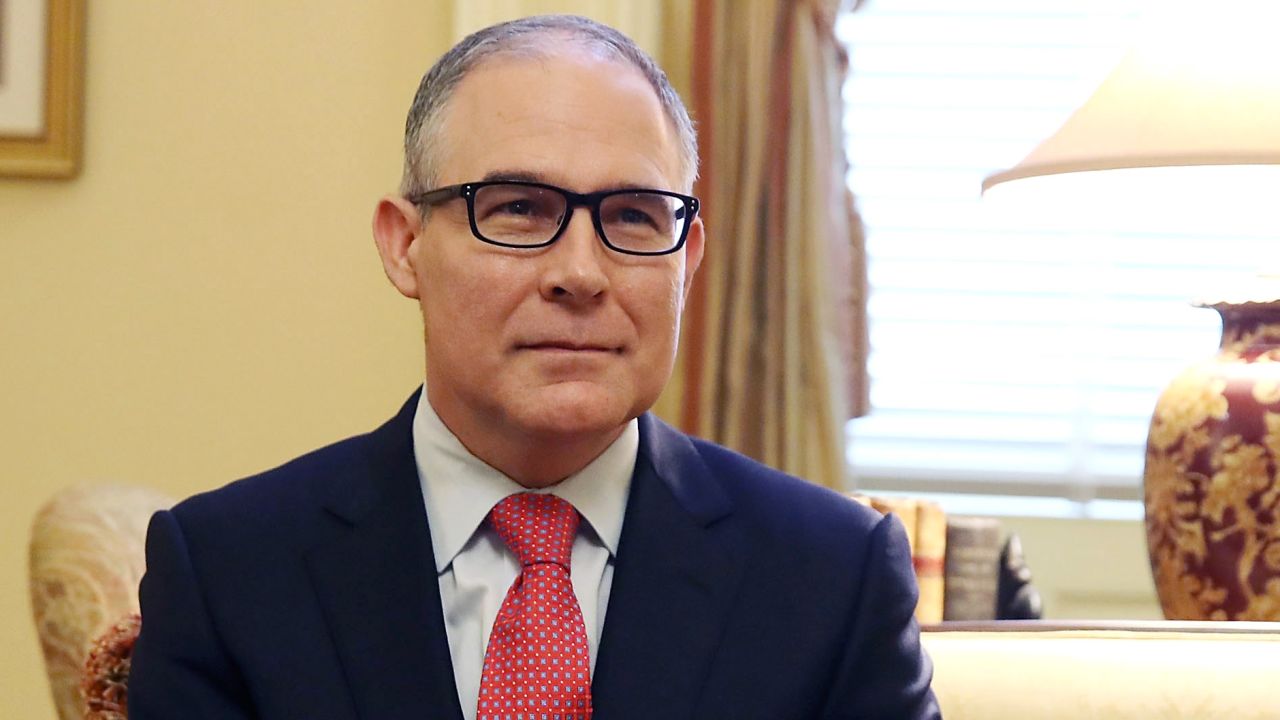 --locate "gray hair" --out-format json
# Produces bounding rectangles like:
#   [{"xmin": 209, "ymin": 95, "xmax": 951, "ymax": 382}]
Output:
[{"xmin": 399, "ymin": 14, "xmax": 699, "ymax": 196}]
